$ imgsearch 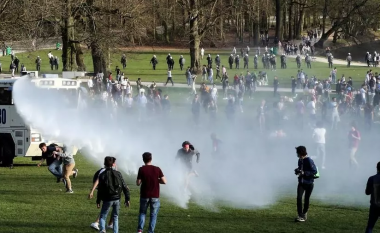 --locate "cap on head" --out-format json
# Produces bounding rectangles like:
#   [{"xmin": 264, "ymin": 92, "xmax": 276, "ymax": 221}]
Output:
[{"xmin": 295, "ymin": 146, "xmax": 307, "ymax": 156}]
